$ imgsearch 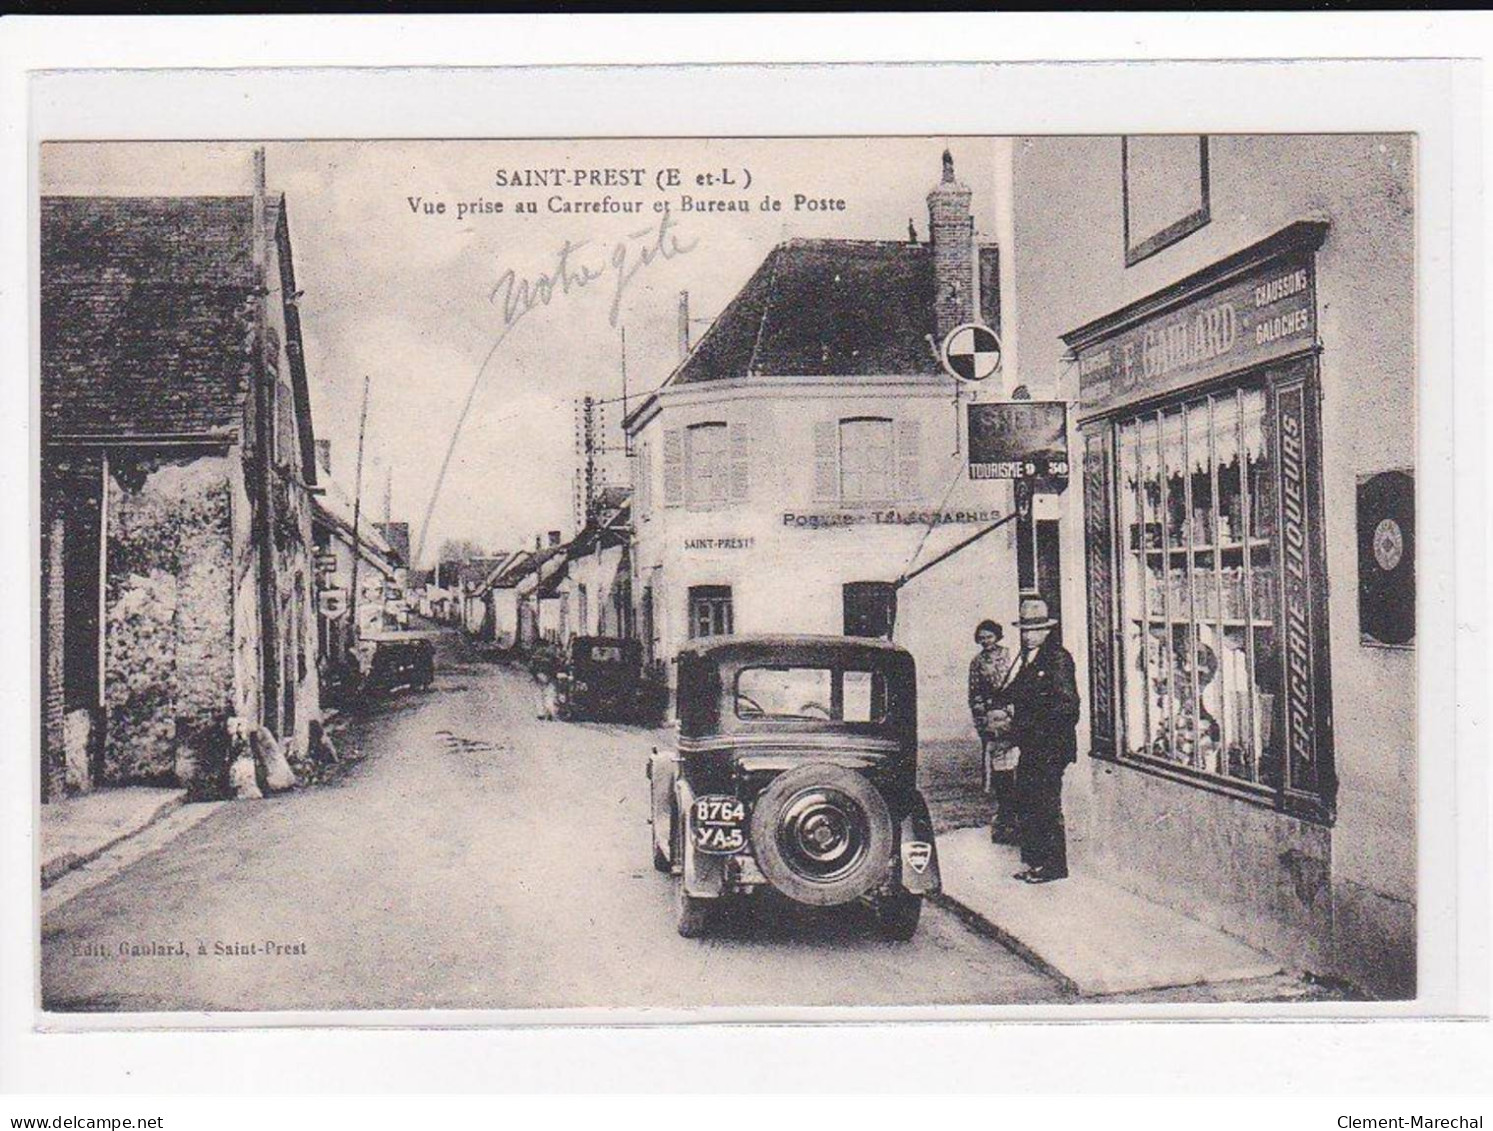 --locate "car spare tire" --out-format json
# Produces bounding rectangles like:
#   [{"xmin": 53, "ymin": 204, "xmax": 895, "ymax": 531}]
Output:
[{"xmin": 749, "ymin": 762, "xmax": 894, "ymax": 907}]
